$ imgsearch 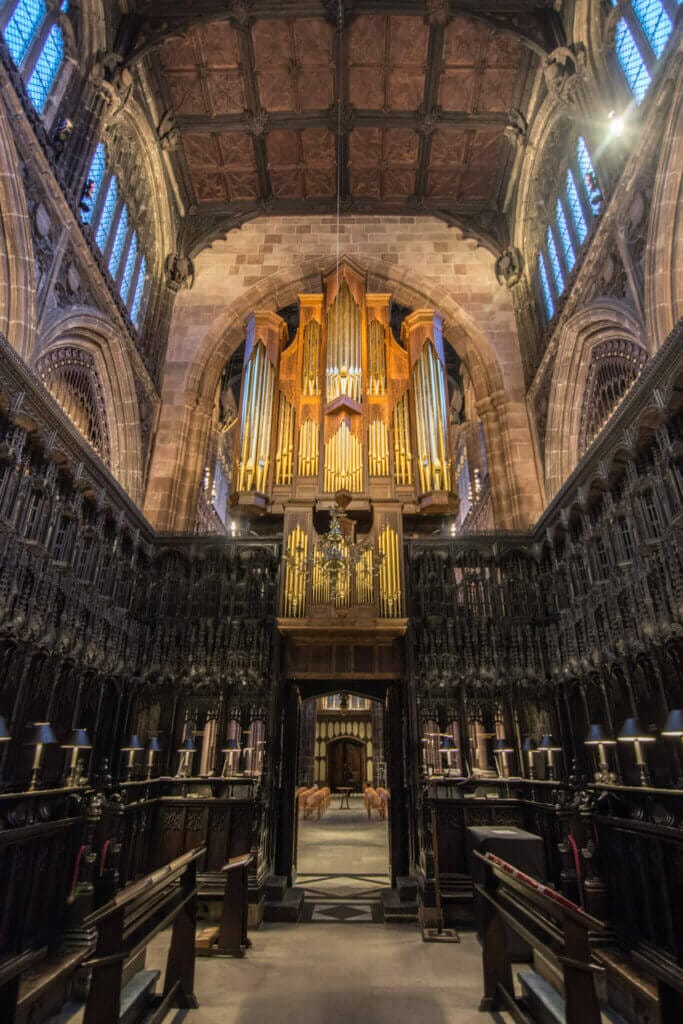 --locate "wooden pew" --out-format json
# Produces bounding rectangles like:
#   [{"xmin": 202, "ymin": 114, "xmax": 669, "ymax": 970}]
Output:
[
  {"xmin": 197, "ymin": 854, "xmax": 253, "ymax": 958},
  {"xmin": 475, "ymin": 850, "xmax": 606, "ymax": 1024},
  {"xmin": 81, "ymin": 846, "xmax": 205, "ymax": 1024}
]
